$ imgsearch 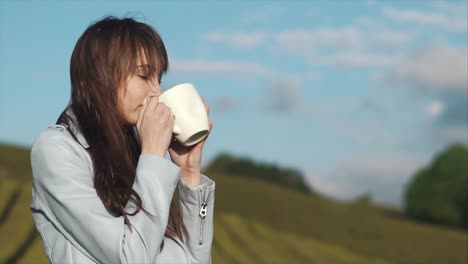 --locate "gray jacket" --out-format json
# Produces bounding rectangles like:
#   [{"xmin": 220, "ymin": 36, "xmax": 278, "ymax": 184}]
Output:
[{"xmin": 30, "ymin": 109, "xmax": 215, "ymax": 264}]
